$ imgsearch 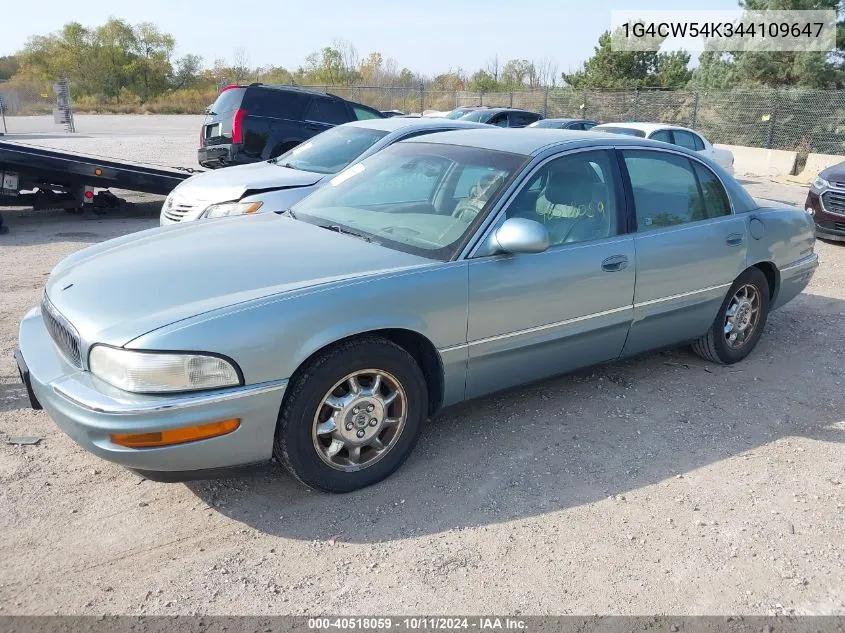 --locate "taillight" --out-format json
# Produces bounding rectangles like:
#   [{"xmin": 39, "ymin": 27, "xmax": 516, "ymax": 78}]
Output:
[
  {"xmin": 200, "ymin": 127, "xmax": 204, "ymax": 148},
  {"xmin": 232, "ymin": 108, "xmax": 247, "ymax": 144}
]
